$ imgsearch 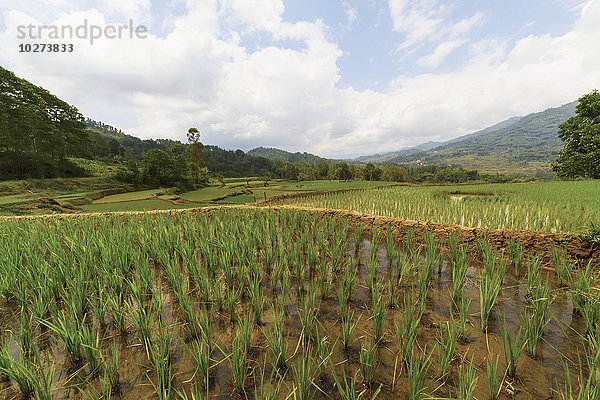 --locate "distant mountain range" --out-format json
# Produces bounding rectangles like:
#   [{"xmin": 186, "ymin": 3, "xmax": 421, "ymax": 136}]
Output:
[{"xmin": 251, "ymin": 102, "xmax": 575, "ymax": 174}]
